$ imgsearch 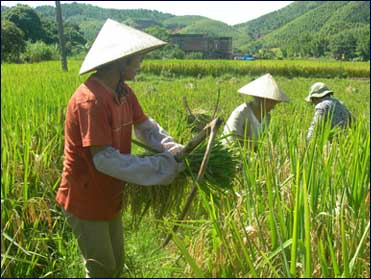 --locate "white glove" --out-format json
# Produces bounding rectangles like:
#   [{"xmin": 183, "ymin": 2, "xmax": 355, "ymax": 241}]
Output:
[
  {"xmin": 163, "ymin": 142, "xmax": 184, "ymax": 155},
  {"xmin": 93, "ymin": 146, "xmax": 183, "ymax": 186},
  {"xmin": 135, "ymin": 118, "xmax": 182, "ymax": 153}
]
